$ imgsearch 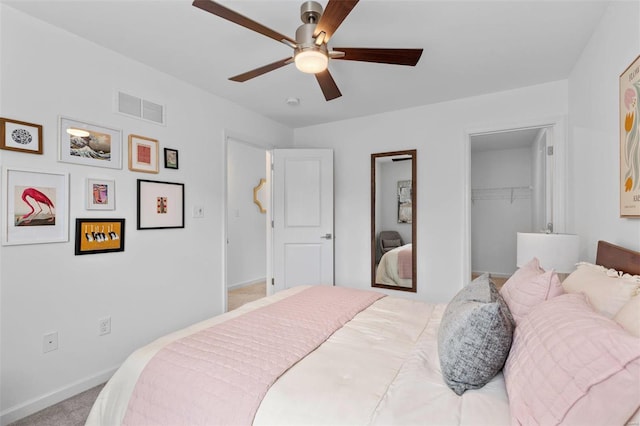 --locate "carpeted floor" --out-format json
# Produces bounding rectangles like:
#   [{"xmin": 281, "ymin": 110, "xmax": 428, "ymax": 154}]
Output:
[
  {"xmin": 9, "ymin": 383, "xmax": 105, "ymax": 426},
  {"xmin": 227, "ymin": 281, "xmax": 267, "ymax": 311}
]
